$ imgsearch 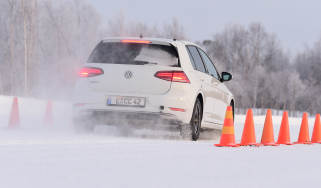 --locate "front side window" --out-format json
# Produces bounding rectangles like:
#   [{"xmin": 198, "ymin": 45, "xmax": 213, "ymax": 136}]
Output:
[
  {"xmin": 186, "ymin": 46, "xmax": 206, "ymax": 73},
  {"xmin": 198, "ymin": 48, "xmax": 219, "ymax": 80}
]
